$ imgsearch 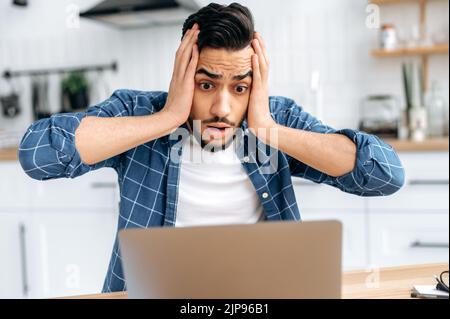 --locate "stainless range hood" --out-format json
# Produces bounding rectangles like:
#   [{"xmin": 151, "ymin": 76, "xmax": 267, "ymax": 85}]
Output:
[{"xmin": 80, "ymin": 0, "xmax": 201, "ymax": 29}]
